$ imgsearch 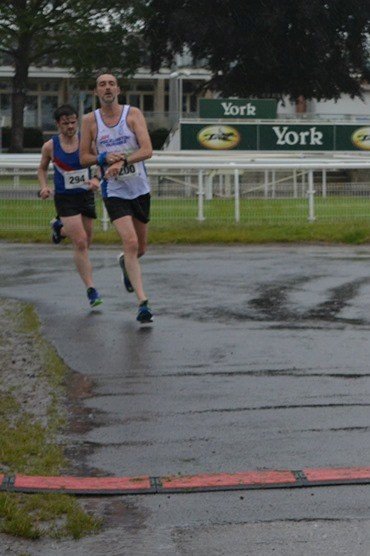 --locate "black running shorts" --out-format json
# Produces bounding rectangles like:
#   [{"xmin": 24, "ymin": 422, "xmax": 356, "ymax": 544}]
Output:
[
  {"xmin": 103, "ymin": 193, "xmax": 151, "ymax": 224},
  {"xmin": 54, "ymin": 191, "xmax": 97, "ymax": 219}
]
